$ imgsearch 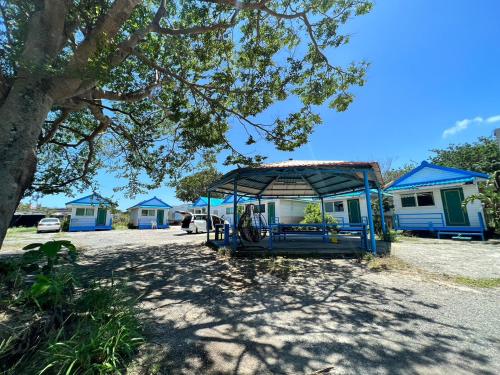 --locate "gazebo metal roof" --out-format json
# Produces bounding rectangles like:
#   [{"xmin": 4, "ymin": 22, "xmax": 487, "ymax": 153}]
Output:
[{"xmin": 208, "ymin": 160, "xmax": 383, "ymax": 198}]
